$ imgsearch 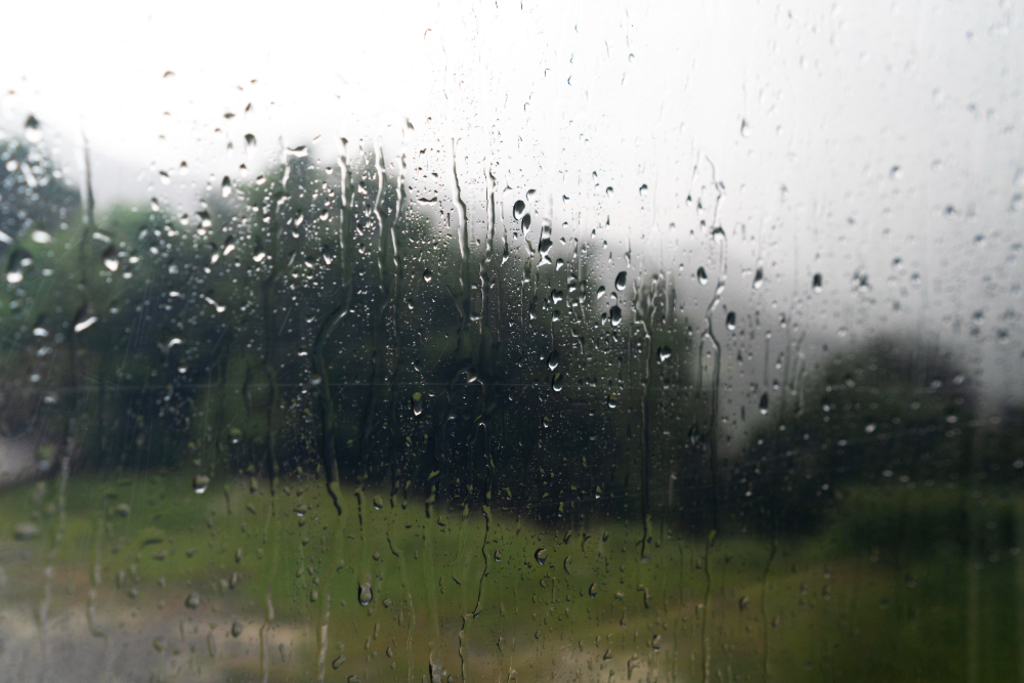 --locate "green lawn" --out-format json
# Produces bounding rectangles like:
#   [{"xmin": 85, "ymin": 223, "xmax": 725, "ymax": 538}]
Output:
[{"xmin": 0, "ymin": 472, "xmax": 1020, "ymax": 682}]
